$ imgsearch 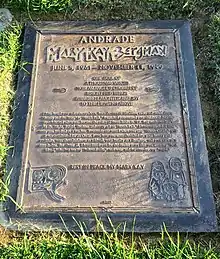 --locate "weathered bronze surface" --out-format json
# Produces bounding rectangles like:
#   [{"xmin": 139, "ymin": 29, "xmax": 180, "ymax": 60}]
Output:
[{"xmin": 3, "ymin": 21, "xmax": 216, "ymax": 232}]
